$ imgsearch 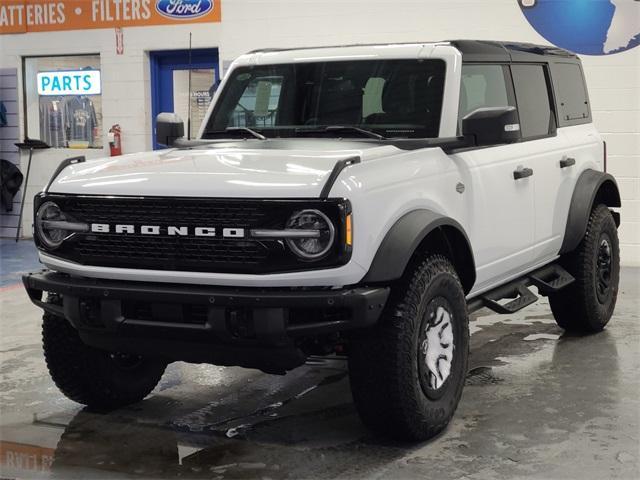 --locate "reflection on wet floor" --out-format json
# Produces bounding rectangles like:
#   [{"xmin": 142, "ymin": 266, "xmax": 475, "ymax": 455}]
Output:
[{"xmin": 1, "ymin": 268, "xmax": 639, "ymax": 479}]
